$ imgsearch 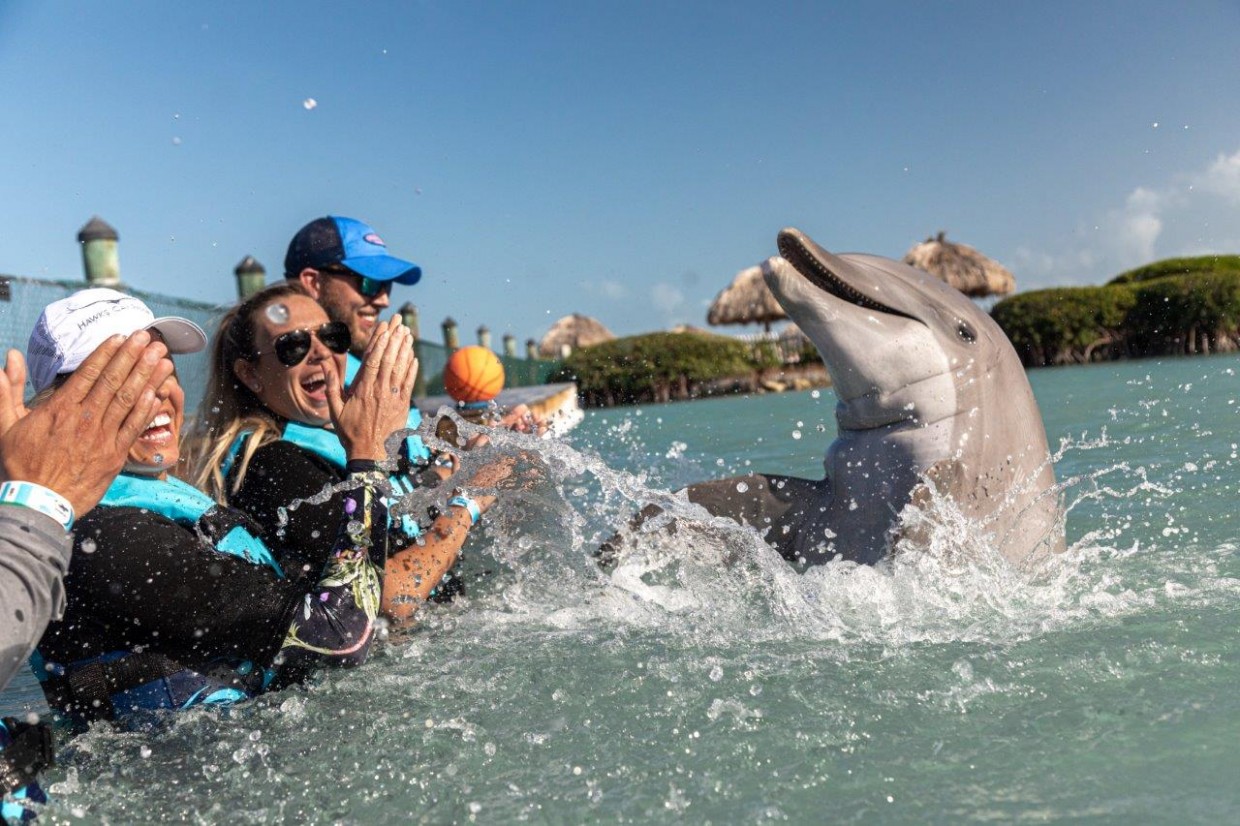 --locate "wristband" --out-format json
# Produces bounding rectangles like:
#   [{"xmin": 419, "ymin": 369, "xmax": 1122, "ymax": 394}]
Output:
[
  {"xmin": 447, "ymin": 493, "xmax": 481, "ymax": 525},
  {"xmin": 0, "ymin": 481, "xmax": 75, "ymax": 531}
]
